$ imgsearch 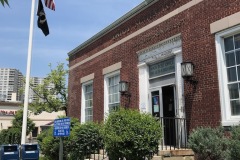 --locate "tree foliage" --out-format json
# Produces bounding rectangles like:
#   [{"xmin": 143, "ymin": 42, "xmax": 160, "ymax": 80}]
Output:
[
  {"xmin": 102, "ymin": 108, "xmax": 162, "ymax": 160},
  {"xmin": 29, "ymin": 63, "xmax": 68, "ymax": 115},
  {"xmin": 0, "ymin": 110, "xmax": 35, "ymax": 145},
  {"xmin": 12, "ymin": 109, "xmax": 35, "ymax": 135}
]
